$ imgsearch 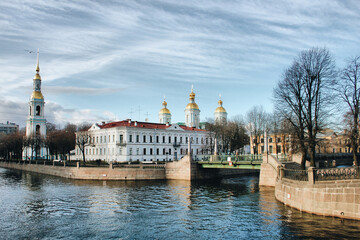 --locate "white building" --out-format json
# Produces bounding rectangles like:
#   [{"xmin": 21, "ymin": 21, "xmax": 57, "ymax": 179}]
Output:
[
  {"xmin": 214, "ymin": 95, "xmax": 227, "ymax": 124},
  {"xmin": 23, "ymin": 50, "xmax": 48, "ymax": 160},
  {"xmin": 74, "ymin": 120, "xmax": 209, "ymax": 162},
  {"xmin": 0, "ymin": 121, "xmax": 19, "ymax": 135}
]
